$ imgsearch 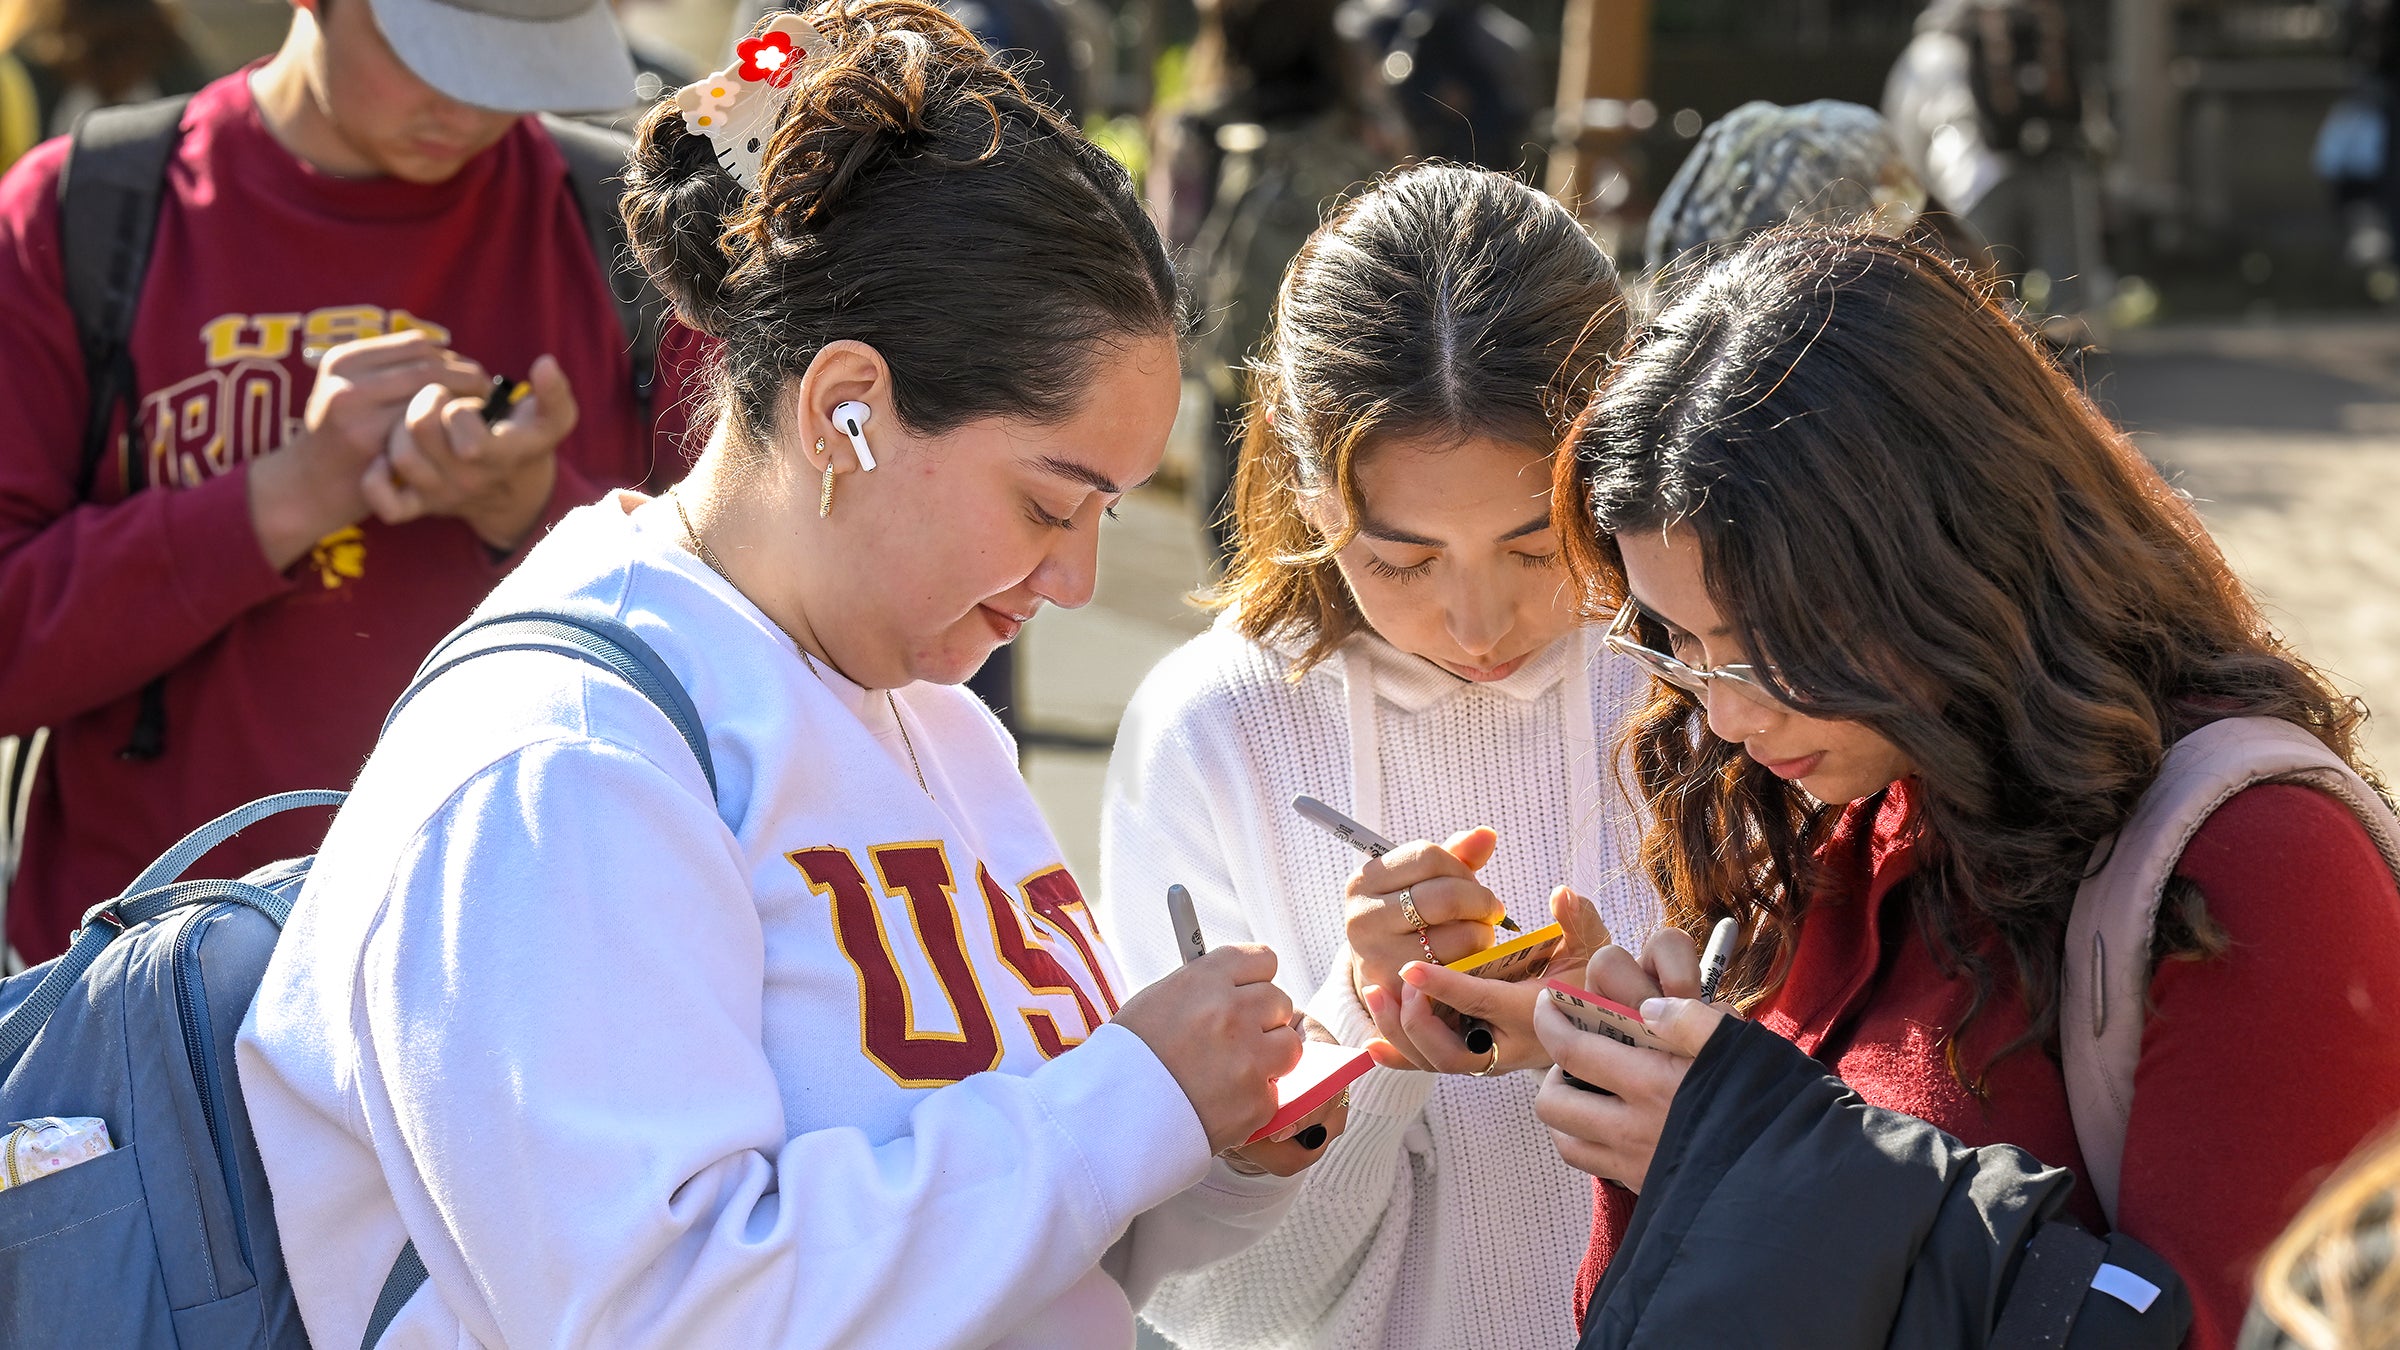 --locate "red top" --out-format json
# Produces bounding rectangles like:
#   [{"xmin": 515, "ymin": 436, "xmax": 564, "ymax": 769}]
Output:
[
  {"xmin": 1573, "ymin": 776, "xmax": 2400, "ymax": 1350},
  {"xmin": 0, "ymin": 72, "xmax": 711, "ymax": 958}
]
